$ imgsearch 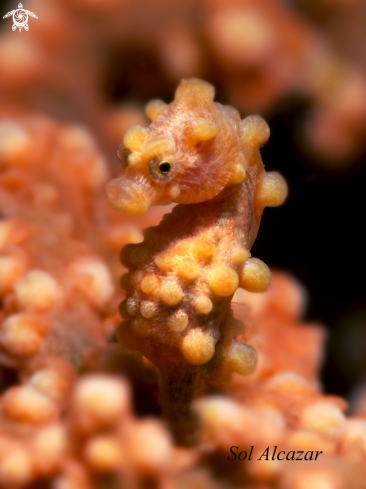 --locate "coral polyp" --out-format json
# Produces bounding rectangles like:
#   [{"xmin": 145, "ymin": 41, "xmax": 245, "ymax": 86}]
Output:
[{"xmin": 107, "ymin": 78, "xmax": 287, "ymax": 442}]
